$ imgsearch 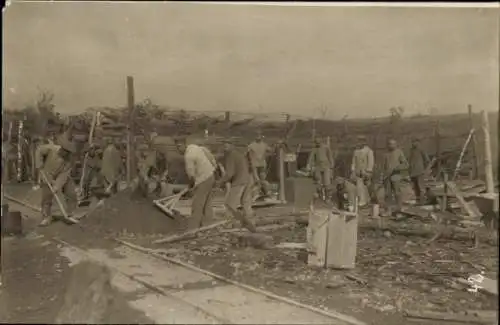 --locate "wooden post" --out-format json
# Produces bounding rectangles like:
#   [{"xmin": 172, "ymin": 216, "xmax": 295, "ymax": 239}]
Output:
[
  {"xmin": 278, "ymin": 144, "xmax": 286, "ymax": 202},
  {"xmin": 224, "ymin": 111, "xmax": 231, "ymax": 123},
  {"xmin": 434, "ymin": 120, "xmax": 441, "ymax": 180},
  {"xmin": 452, "ymin": 128, "xmax": 474, "ymax": 181},
  {"xmin": 4, "ymin": 121, "xmax": 13, "ymax": 182},
  {"xmin": 126, "ymin": 76, "xmax": 135, "ymax": 184},
  {"xmin": 481, "ymin": 110, "xmax": 494, "ymax": 194},
  {"xmin": 468, "ymin": 105, "xmax": 479, "ymax": 179},
  {"xmin": 17, "ymin": 120, "xmax": 24, "ymax": 182},
  {"xmin": 441, "ymin": 172, "xmax": 448, "ymax": 212},
  {"xmin": 78, "ymin": 111, "xmax": 99, "ymax": 196}
]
